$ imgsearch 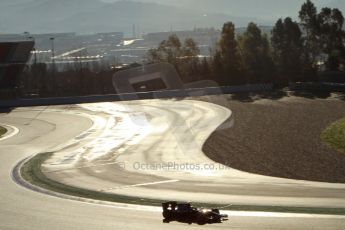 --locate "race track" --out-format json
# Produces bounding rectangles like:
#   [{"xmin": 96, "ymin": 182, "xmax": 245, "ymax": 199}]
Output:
[{"xmin": 0, "ymin": 99, "xmax": 344, "ymax": 229}]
